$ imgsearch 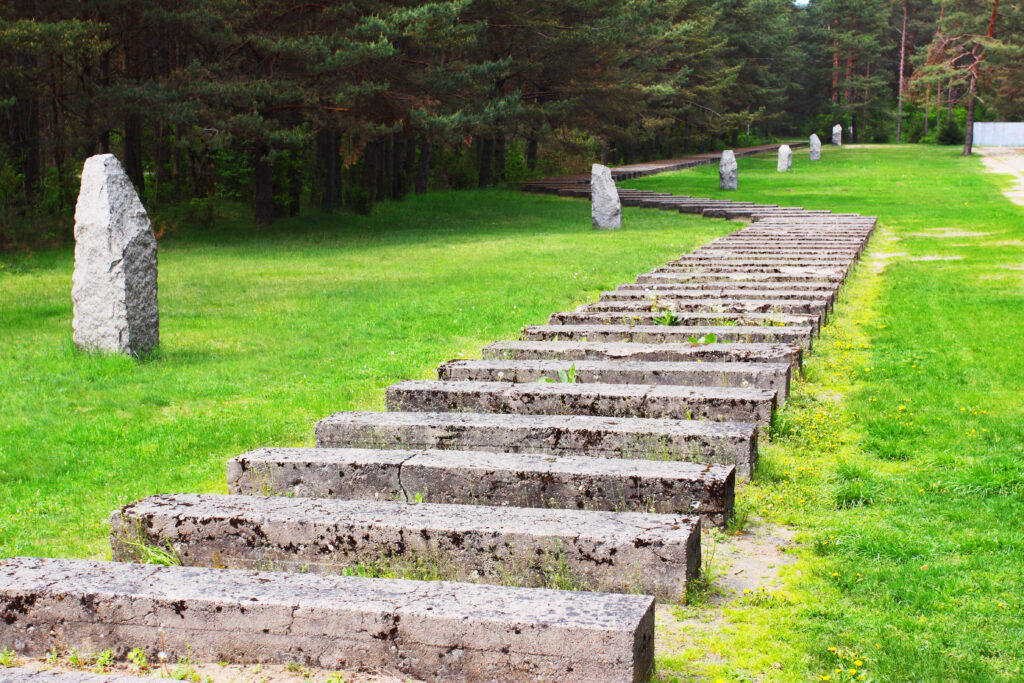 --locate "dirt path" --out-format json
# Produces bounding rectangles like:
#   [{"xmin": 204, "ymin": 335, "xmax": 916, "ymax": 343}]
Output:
[{"xmin": 975, "ymin": 147, "xmax": 1024, "ymax": 206}]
